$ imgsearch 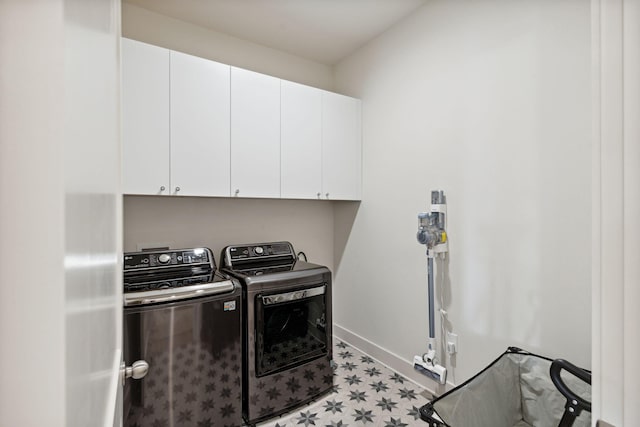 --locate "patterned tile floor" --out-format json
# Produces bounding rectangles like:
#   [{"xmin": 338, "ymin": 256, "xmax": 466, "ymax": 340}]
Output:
[{"xmin": 254, "ymin": 340, "xmax": 431, "ymax": 427}]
